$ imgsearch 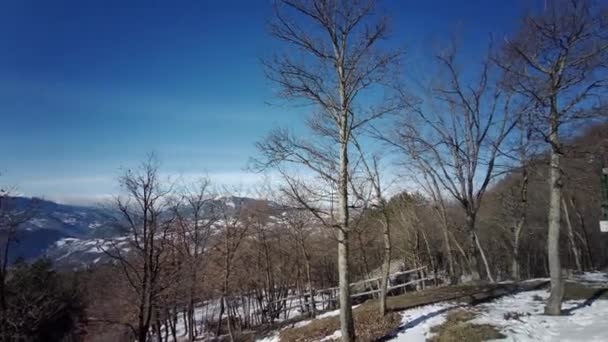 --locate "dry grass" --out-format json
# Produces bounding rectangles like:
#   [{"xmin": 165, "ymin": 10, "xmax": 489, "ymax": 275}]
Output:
[
  {"xmin": 279, "ymin": 304, "xmax": 402, "ymax": 342},
  {"xmin": 427, "ymin": 309, "xmax": 505, "ymax": 342}
]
